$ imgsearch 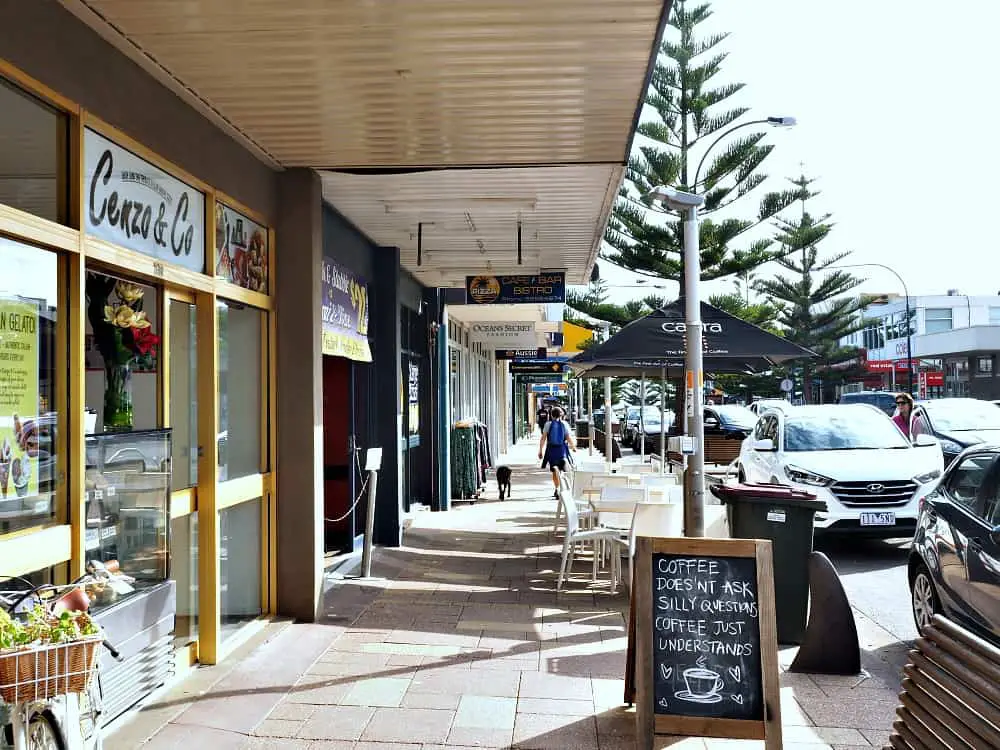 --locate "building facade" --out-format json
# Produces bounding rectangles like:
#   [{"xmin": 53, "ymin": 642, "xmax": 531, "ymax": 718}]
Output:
[{"xmin": 842, "ymin": 292, "xmax": 1000, "ymax": 398}]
